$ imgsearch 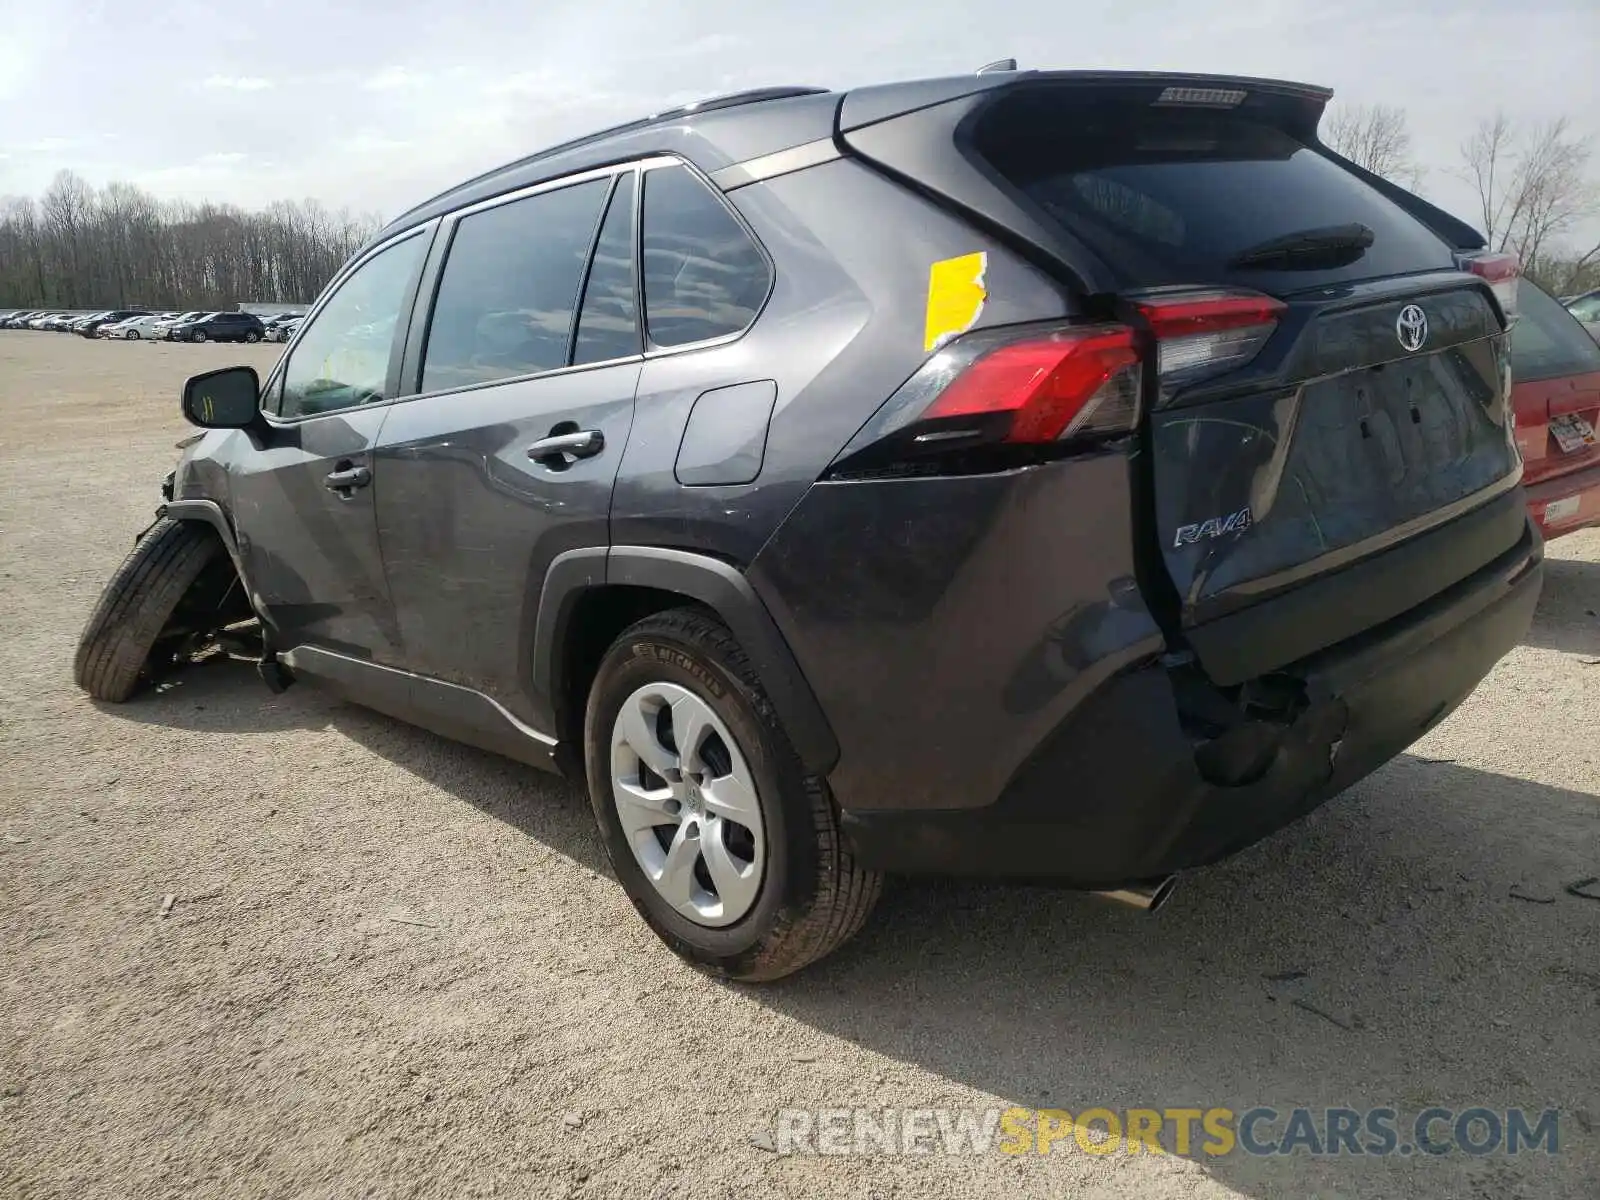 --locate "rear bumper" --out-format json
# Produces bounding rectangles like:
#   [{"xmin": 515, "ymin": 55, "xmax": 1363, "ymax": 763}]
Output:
[
  {"xmin": 838, "ymin": 518, "xmax": 1542, "ymax": 886},
  {"xmin": 1524, "ymin": 459, "xmax": 1600, "ymax": 539}
]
